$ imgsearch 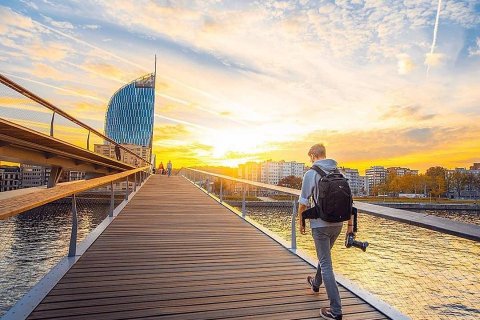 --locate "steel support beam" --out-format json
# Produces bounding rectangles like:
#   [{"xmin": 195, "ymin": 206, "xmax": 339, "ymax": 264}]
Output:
[{"xmin": 47, "ymin": 165, "xmax": 63, "ymax": 188}]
